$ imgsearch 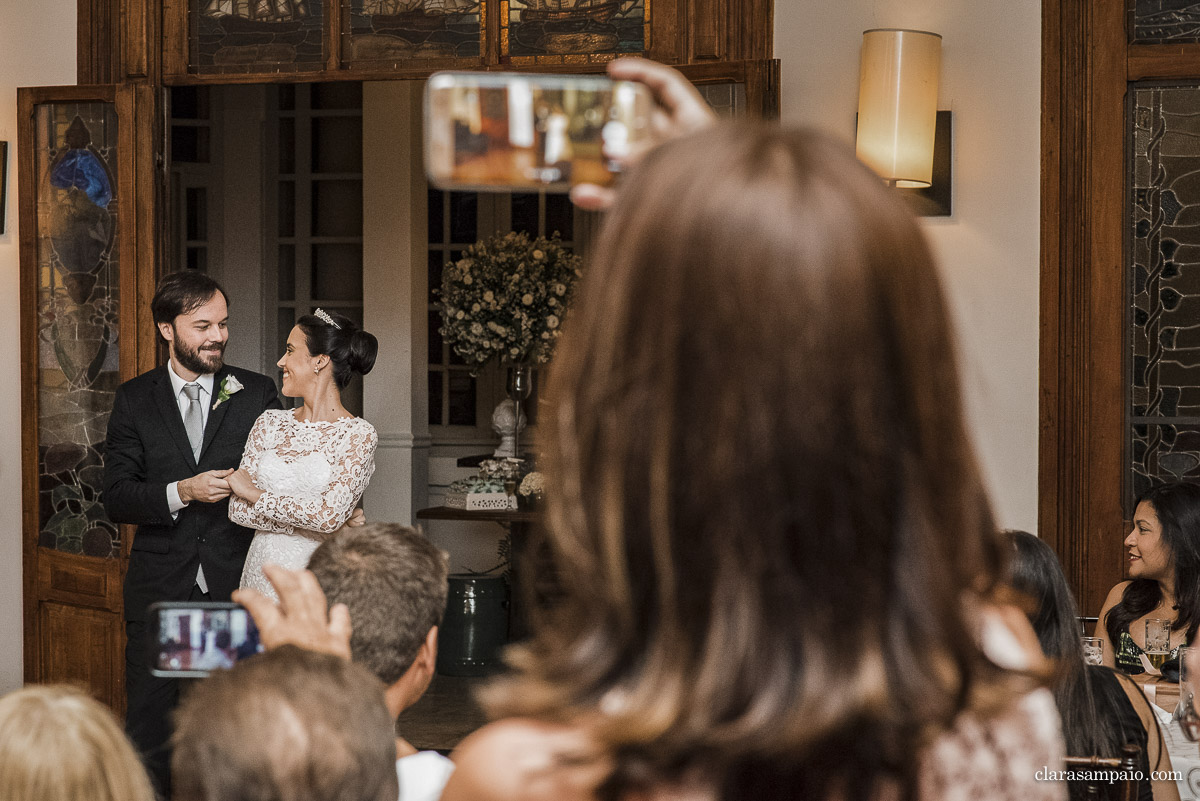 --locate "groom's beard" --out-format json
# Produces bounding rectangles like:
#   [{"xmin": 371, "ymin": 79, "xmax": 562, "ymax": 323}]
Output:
[{"xmin": 174, "ymin": 333, "xmax": 226, "ymax": 375}]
